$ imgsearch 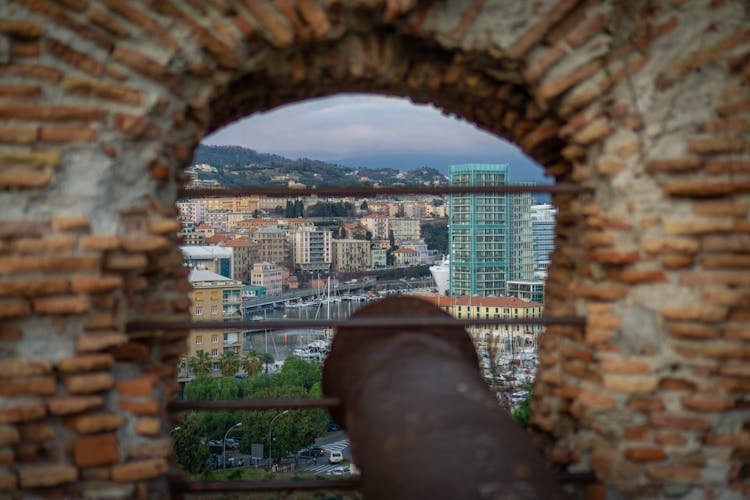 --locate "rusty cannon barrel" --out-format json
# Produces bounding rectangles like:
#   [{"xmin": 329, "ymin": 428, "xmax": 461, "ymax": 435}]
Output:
[{"xmin": 322, "ymin": 296, "xmax": 565, "ymax": 499}]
